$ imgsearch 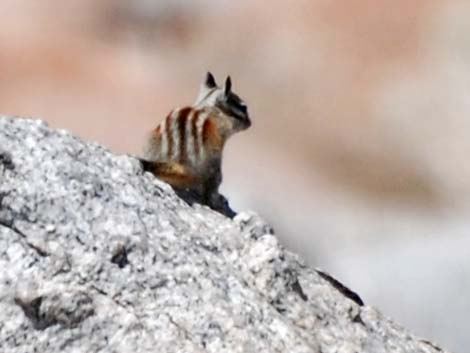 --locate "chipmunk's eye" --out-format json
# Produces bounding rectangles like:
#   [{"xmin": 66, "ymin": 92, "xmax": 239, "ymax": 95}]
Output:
[
  {"xmin": 227, "ymin": 96, "xmax": 247, "ymax": 114},
  {"xmin": 235, "ymin": 103, "xmax": 247, "ymax": 114}
]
